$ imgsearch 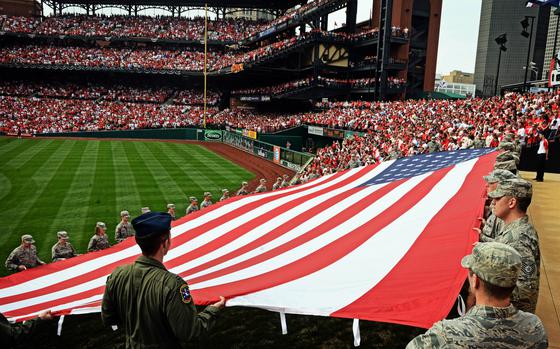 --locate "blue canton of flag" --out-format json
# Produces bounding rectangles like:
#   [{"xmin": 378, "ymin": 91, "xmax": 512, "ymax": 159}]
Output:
[{"xmin": 362, "ymin": 148, "xmax": 496, "ymax": 186}]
